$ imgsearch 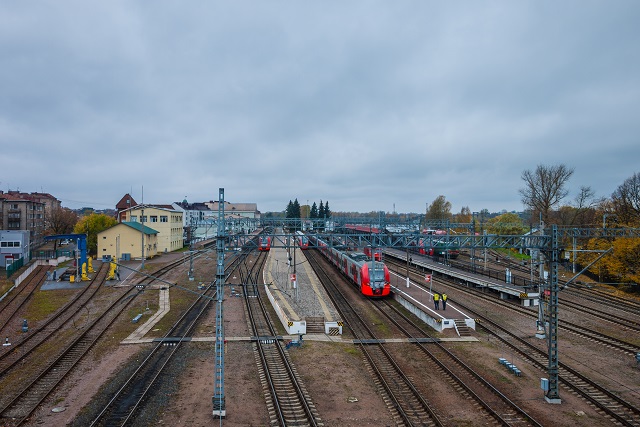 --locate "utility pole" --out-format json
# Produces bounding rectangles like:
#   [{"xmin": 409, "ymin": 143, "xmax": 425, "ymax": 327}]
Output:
[
  {"xmin": 212, "ymin": 188, "xmax": 226, "ymax": 418},
  {"xmin": 545, "ymin": 225, "xmax": 561, "ymax": 403},
  {"xmin": 140, "ymin": 186, "xmax": 145, "ymax": 269}
]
